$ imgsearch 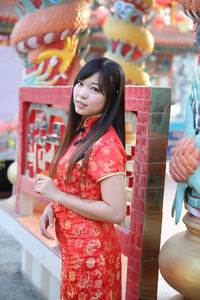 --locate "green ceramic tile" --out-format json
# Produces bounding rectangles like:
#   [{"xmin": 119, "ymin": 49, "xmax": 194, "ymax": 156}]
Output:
[
  {"xmin": 147, "ymin": 138, "xmax": 168, "ymax": 162},
  {"xmin": 144, "ymin": 187, "xmax": 164, "ymax": 212},
  {"xmin": 150, "ymin": 87, "xmax": 171, "ymax": 114},
  {"xmin": 139, "ymin": 259, "xmax": 159, "ymax": 300},
  {"xmin": 146, "ymin": 163, "xmax": 166, "ymax": 188},
  {"xmin": 143, "ymin": 212, "xmax": 162, "ymax": 236},
  {"xmin": 141, "ymin": 236, "xmax": 161, "ymax": 260},
  {"xmin": 149, "ymin": 113, "xmax": 170, "ymax": 137}
]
